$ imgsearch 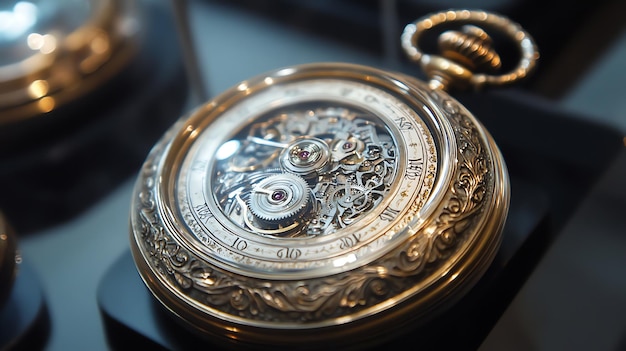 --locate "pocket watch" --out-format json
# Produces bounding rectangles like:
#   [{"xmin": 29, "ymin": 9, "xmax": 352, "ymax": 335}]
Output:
[{"xmin": 129, "ymin": 10, "xmax": 538, "ymax": 349}]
